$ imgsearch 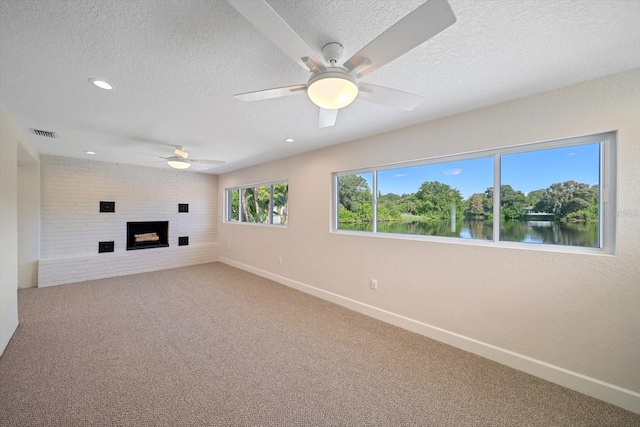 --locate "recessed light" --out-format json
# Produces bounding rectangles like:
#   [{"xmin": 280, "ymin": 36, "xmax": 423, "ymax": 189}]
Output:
[
  {"xmin": 89, "ymin": 78, "xmax": 113, "ymax": 90},
  {"xmin": 284, "ymin": 138, "xmax": 294, "ymax": 143},
  {"xmin": 85, "ymin": 151, "xmax": 96, "ymax": 155}
]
